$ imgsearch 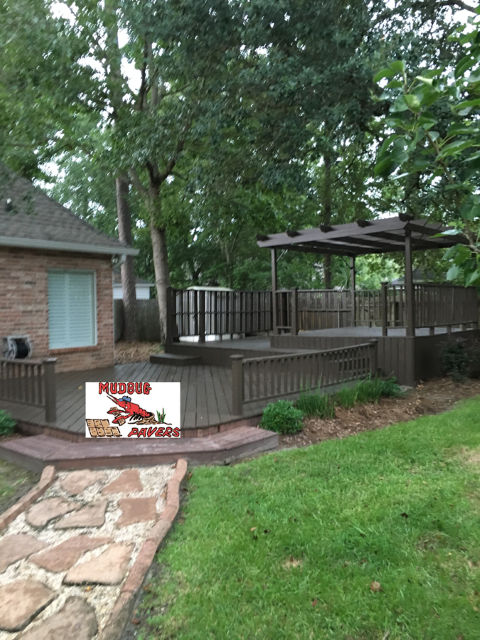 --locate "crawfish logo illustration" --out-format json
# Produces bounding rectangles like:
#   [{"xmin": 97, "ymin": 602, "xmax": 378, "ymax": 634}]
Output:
[{"xmin": 106, "ymin": 394, "xmax": 172, "ymax": 427}]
